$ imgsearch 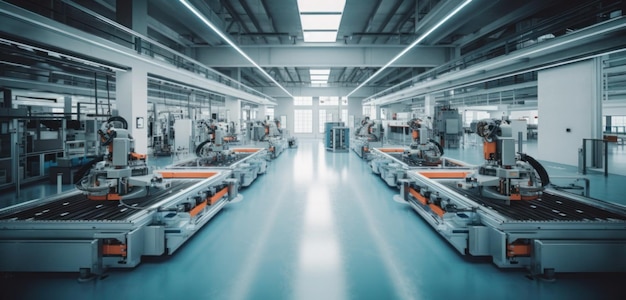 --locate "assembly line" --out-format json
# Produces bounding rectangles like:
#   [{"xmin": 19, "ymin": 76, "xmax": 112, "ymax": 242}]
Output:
[
  {"xmin": 343, "ymin": 116, "xmax": 626, "ymax": 279},
  {"xmin": 0, "ymin": 114, "xmax": 292, "ymax": 279}
]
